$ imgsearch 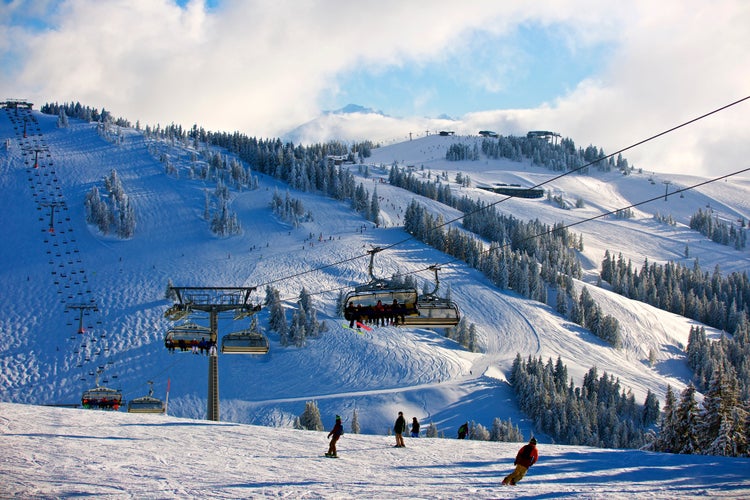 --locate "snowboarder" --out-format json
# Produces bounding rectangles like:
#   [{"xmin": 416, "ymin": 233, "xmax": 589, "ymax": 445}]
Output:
[
  {"xmin": 411, "ymin": 417, "xmax": 420, "ymax": 438},
  {"xmin": 502, "ymin": 437, "xmax": 538, "ymax": 485},
  {"xmin": 394, "ymin": 411, "xmax": 406, "ymax": 447},
  {"xmin": 457, "ymin": 422, "xmax": 469, "ymax": 439},
  {"xmin": 325, "ymin": 415, "xmax": 344, "ymax": 457}
]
